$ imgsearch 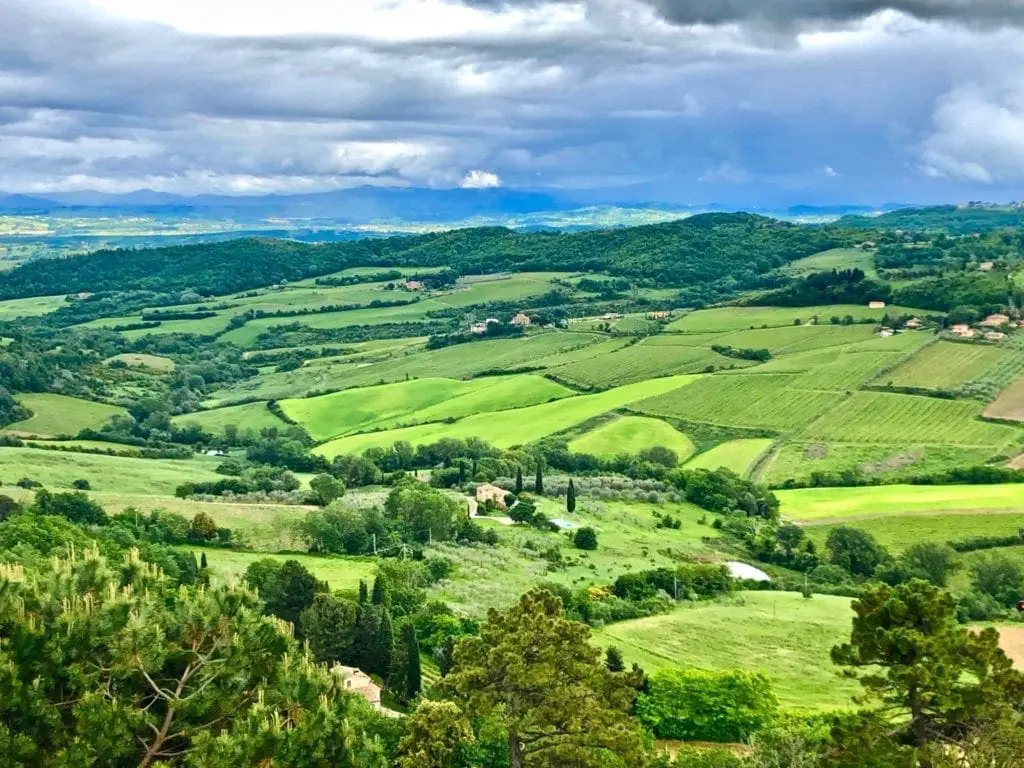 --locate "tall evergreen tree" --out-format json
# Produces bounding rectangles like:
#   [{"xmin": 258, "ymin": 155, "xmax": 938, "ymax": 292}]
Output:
[
  {"xmin": 404, "ymin": 622, "xmax": 422, "ymax": 702},
  {"xmin": 357, "ymin": 579, "xmax": 369, "ymax": 605},
  {"xmin": 458, "ymin": 461, "xmax": 466, "ymax": 483},
  {"xmin": 371, "ymin": 575, "xmax": 389, "ymax": 607},
  {"xmin": 200, "ymin": 551, "xmax": 208, "ymax": 570},
  {"xmin": 534, "ymin": 462, "xmax": 543, "ymax": 494},
  {"xmin": 375, "ymin": 609, "xmax": 395, "ymax": 680},
  {"xmin": 515, "ymin": 466, "xmax": 523, "ymax": 494},
  {"xmin": 566, "ymin": 478, "xmax": 576, "ymax": 514}
]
